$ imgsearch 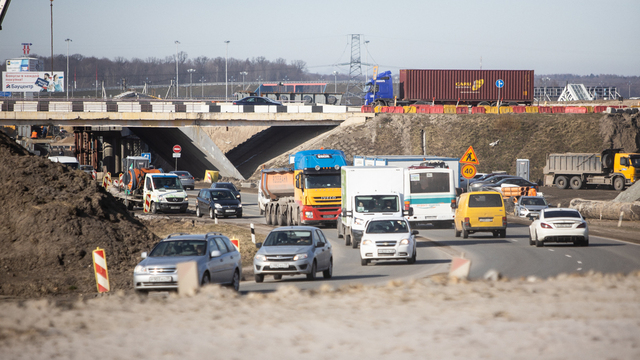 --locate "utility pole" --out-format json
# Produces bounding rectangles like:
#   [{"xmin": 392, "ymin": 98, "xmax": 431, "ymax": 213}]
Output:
[
  {"xmin": 65, "ymin": 38, "xmax": 72, "ymax": 99},
  {"xmin": 175, "ymin": 40, "xmax": 180, "ymax": 98},
  {"xmin": 187, "ymin": 69, "xmax": 195, "ymax": 98},
  {"xmin": 225, "ymin": 40, "xmax": 230, "ymax": 101},
  {"xmin": 50, "ymin": 0, "xmax": 54, "ymax": 75}
]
